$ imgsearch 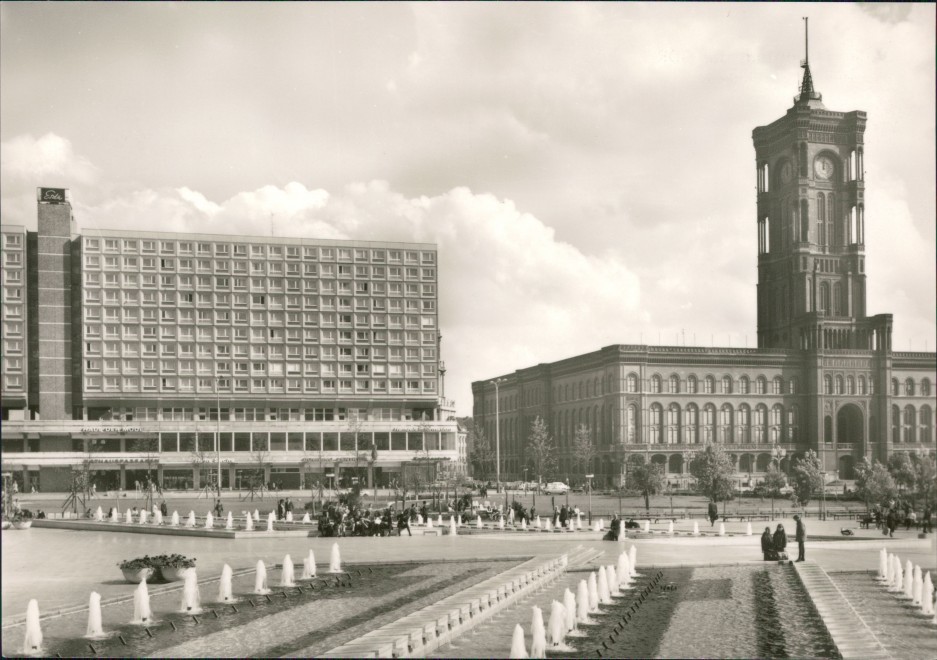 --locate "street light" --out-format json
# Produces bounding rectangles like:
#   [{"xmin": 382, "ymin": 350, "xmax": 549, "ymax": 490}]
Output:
[
  {"xmin": 820, "ymin": 470, "xmax": 827, "ymax": 521},
  {"xmin": 492, "ymin": 378, "xmax": 508, "ymax": 493}
]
